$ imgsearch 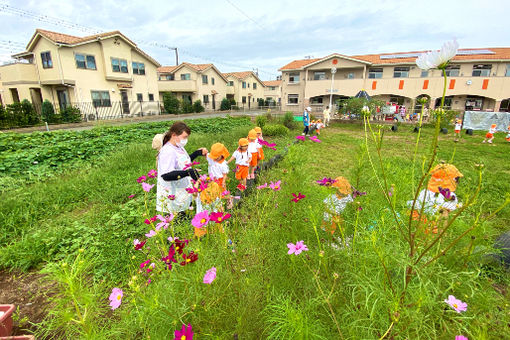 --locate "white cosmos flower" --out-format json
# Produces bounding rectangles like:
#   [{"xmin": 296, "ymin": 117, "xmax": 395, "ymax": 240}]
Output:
[{"xmin": 416, "ymin": 39, "xmax": 459, "ymax": 70}]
